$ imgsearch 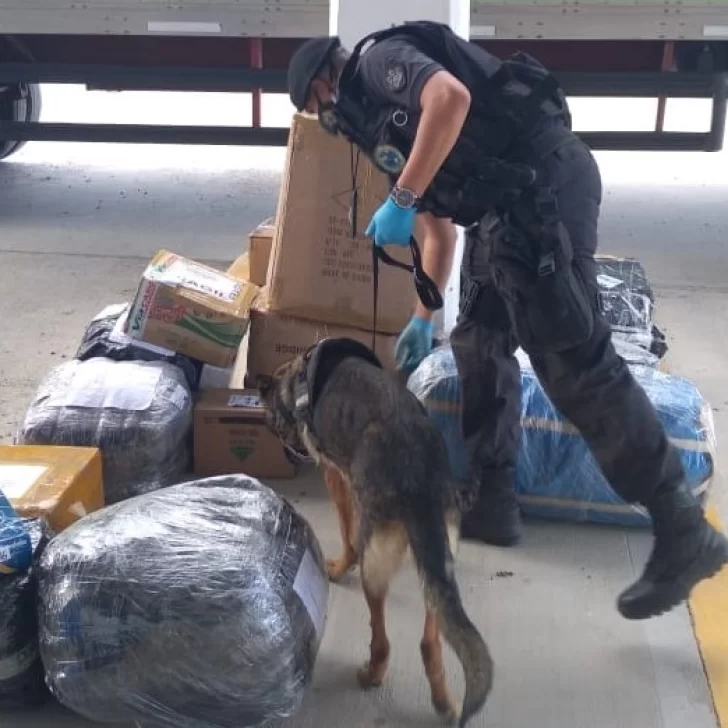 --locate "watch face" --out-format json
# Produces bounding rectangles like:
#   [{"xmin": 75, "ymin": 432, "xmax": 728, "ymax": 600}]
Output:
[{"xmin": 393, "ymin": 187, "xmax": 416, "ymax": 208}]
